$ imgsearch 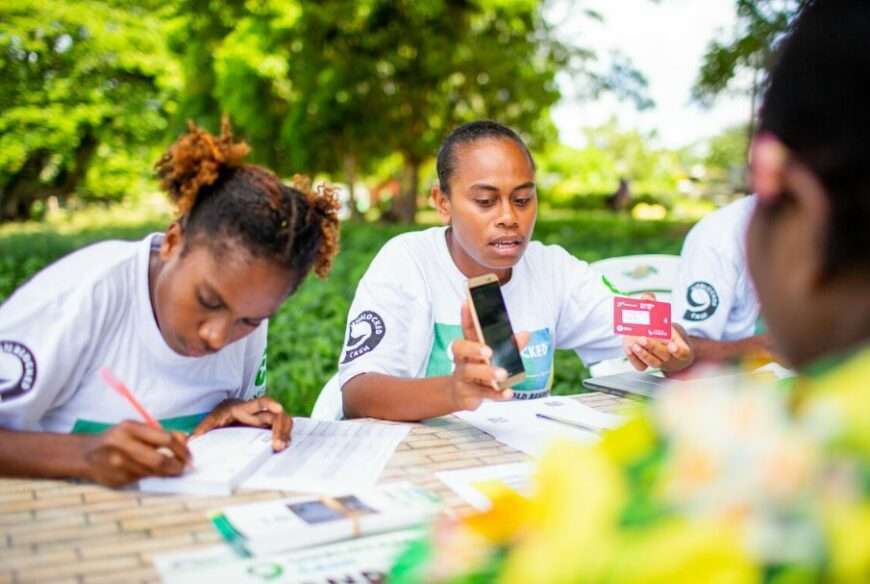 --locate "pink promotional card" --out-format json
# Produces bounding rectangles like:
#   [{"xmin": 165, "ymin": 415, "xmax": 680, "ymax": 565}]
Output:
[{"xmin": 613, "ymin": 296, "xmax": 672, "ymax": 339}]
